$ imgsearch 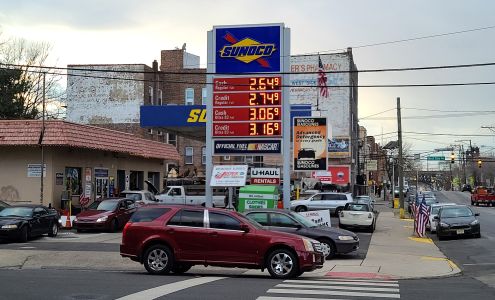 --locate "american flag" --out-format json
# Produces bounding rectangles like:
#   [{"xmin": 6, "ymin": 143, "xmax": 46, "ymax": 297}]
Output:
[
  {"xmin": 317, "ymin": 55, "xmax": 329, "ymax": 98},
  {"xmin": 415, "ymin": 198, "xmax": 430, "ymax": 237}
]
